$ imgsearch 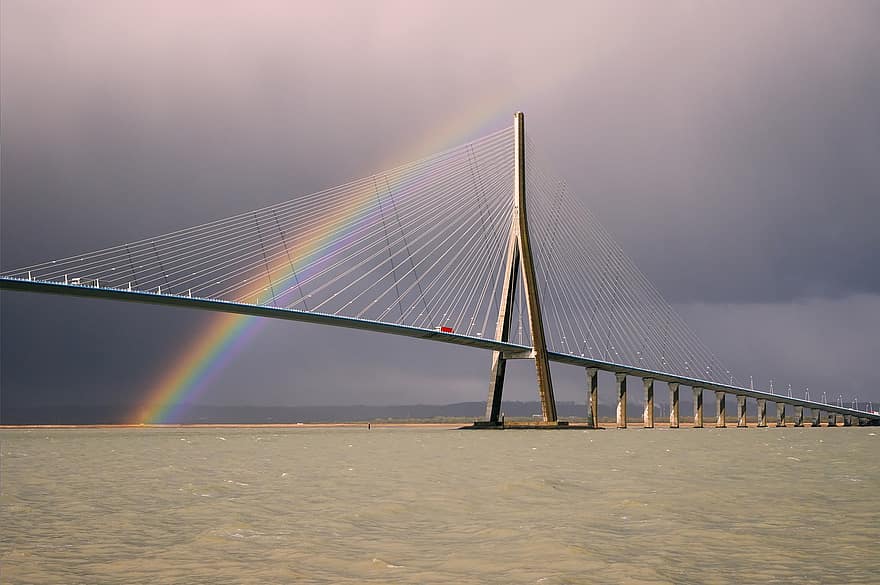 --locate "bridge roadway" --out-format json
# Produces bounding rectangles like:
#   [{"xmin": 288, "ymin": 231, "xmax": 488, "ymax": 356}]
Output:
[{"xmin": 3, "ymin": 277, "xmax": 878, "ymax": 425}]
